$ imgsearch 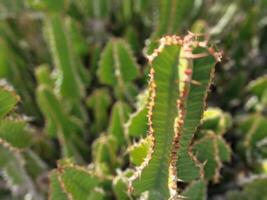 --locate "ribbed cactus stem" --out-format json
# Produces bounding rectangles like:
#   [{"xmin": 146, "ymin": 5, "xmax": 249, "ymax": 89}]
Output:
[{"xmin": 129, "ymin": 33, "xmax": 221, "ymax": 199}]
